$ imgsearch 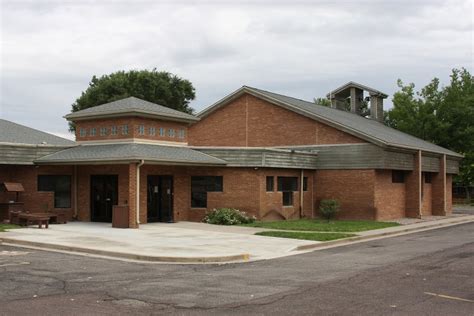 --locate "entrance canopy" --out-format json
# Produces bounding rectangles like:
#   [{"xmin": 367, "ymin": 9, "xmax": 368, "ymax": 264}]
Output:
[{"xmin": 34, "ymin": 142, "xmax": 227, "ymax": 166}]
